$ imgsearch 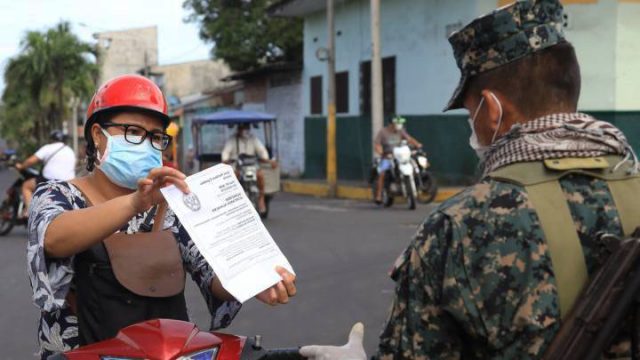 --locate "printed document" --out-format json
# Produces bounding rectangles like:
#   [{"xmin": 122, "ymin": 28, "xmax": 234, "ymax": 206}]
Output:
[{"xmin": 161, "ymin": 164, "xmax": 294, "ymax": 303}]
